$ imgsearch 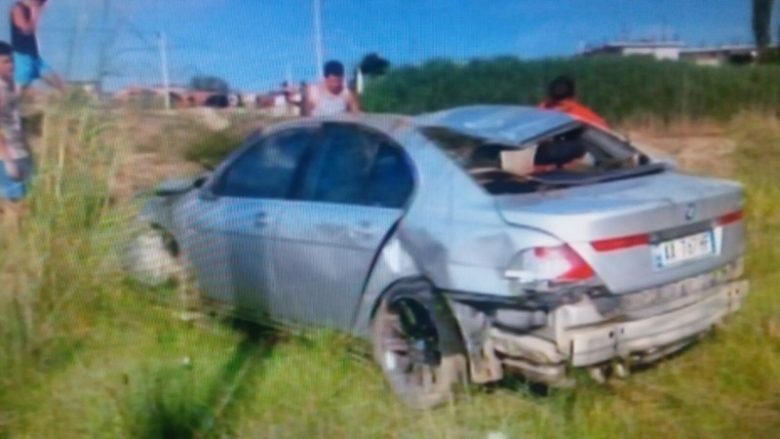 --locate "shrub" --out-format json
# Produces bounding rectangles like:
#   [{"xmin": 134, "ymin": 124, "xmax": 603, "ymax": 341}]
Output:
[{"xmin": 363, "ymin": 56, "xmax": 780, "ymax": 122}]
